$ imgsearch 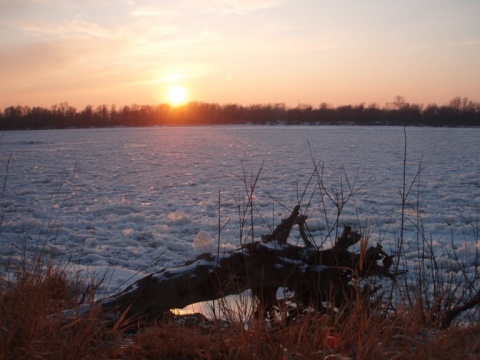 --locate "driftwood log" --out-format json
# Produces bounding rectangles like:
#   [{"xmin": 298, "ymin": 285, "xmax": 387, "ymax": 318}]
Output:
[{"xmin": 57, "ymin": 205, "xmax": 395, "ymax": 323}]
